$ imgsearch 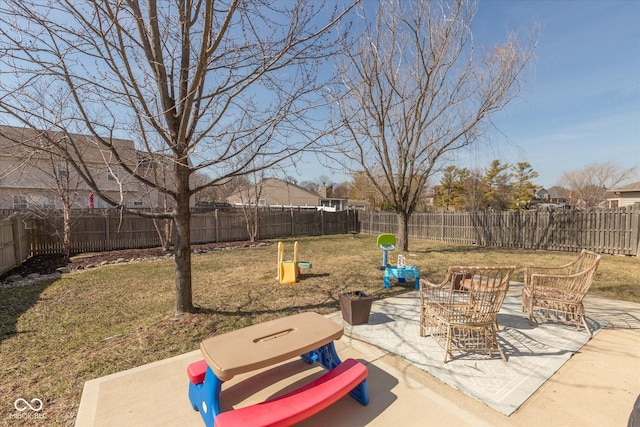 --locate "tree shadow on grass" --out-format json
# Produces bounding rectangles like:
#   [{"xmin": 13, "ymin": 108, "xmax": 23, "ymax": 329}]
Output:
[
  {"xmin": 194, "ymin": 299, "xmax": 341, "ymax": 319},
  {"xmin": 299, "ymin": 272, "xmax": 330, "ymax": 280},
  {"xmin": 0, "ymin": 280, "xmax": 55, "ymax": 345},
  {"xmin": 412, "ymin": 245, "xmax": 503, "ymax": 254}
]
